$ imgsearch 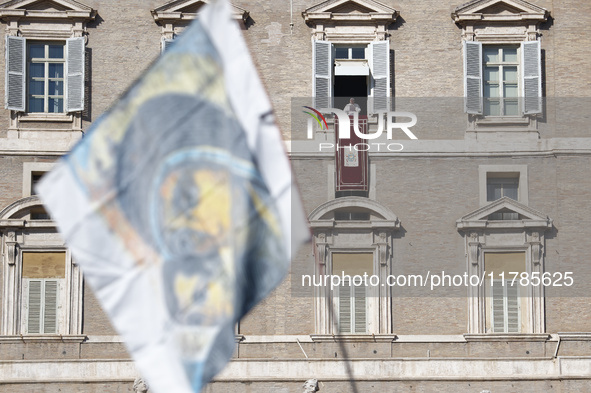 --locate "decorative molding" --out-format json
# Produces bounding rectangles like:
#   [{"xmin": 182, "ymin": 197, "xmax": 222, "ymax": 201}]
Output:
[
  {"xmin": 151, "ymin": 0, "xmax": 249, "ymax": 24},
  {"xmin": 310, "ymin": 334, "xmax": 397, "ymax": 343},
  {"xmin": 452, "ymin": 0, "xmax": 548, "ymax": 25},
  {"xmin": 302, "ymin": 0, "xmax": 398, "ymax": 42},
  {"xmin": 0, "ymin": 334, "xmax": 87, "ymax": 343},
  {"xmin": 0, "ymin": 0, "xmax": 95, "ymax": 21},
  {"xmin": 464, "ymin": 333, "xmax": 551, "ymax": 342},
  {"xmin": 456, "ymin": 196, "xmax": 552, "ymax": 230},
  {"xmin": 557, "ymin": 333, "xmax": 591, "ymax": 341}
]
